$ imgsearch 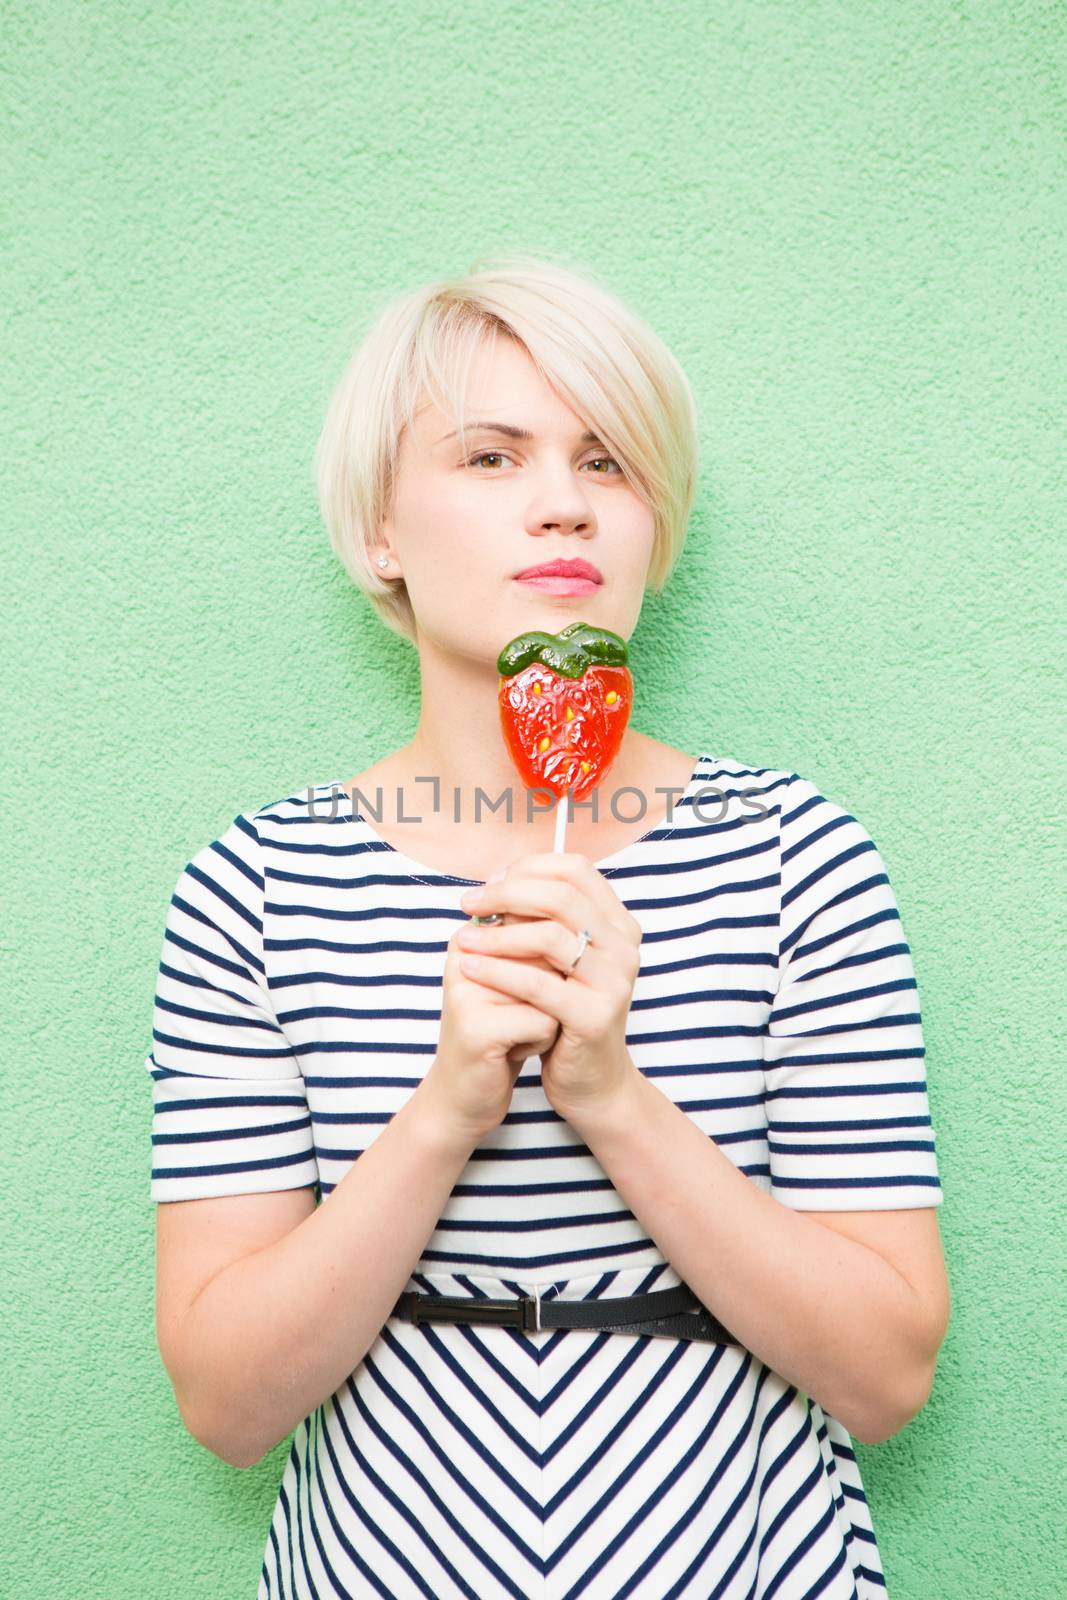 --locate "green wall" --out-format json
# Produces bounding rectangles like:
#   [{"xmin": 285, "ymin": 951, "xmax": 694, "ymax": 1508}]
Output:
[{"xmin": 3, "ymin": 3, "xmax": 1063, "ymax": 1595}]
